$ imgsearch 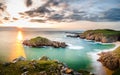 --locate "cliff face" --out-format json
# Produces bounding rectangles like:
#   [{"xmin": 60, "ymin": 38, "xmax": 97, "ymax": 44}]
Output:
[
  {"xmin": 98, "ymin": 52, "xmax": 120, "ymax": 70},
  {"xmin": 80, "ymin": 29, "xmax": 120, "ymax": 43},
  {"xmin": 98, "ymin": 46, "xmax": 120, "ymax": 75}
]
